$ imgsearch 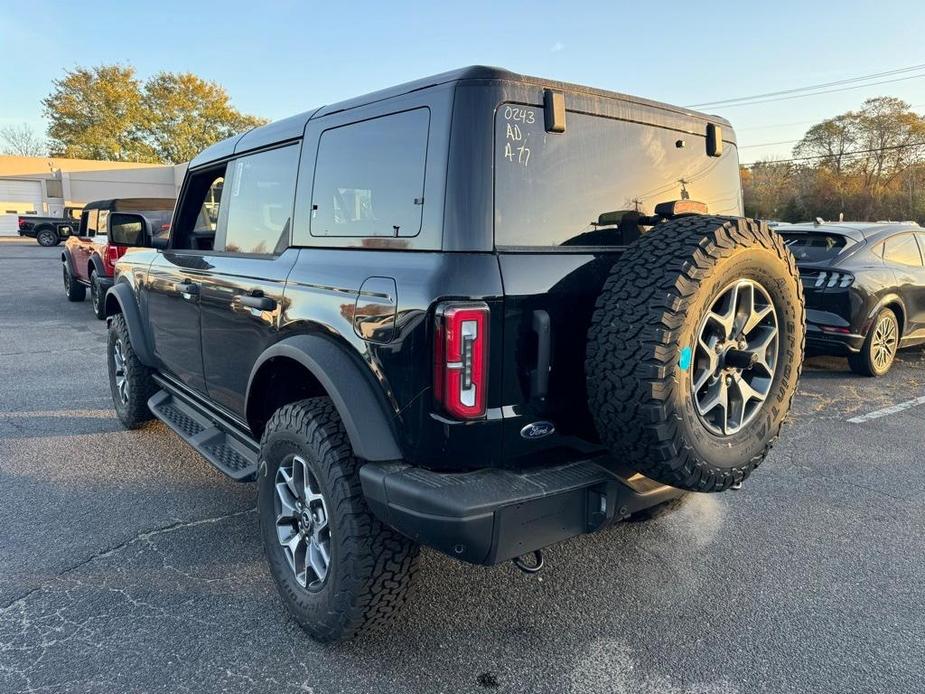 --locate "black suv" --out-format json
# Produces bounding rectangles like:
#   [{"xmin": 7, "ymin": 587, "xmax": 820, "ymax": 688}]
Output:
[{"xmin": 104, "ymin": 67, "xmax": 805, "ymax": 641}]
